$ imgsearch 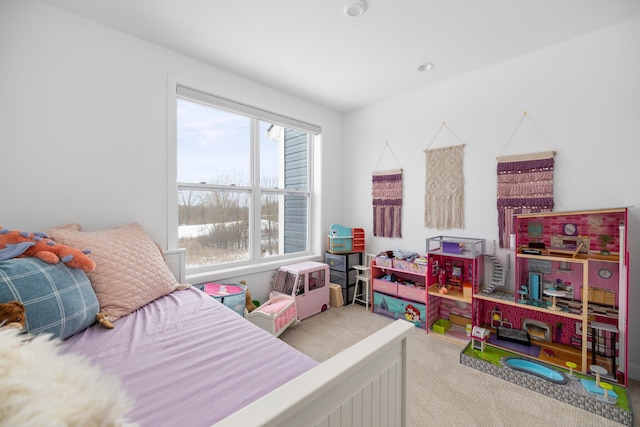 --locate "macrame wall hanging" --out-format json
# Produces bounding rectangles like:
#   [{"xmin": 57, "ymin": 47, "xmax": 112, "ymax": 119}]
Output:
[
  {"xmin": 497, "ymin": 112, "xmax": 556, "ymax": 248},
  {"xmin": 424, "ymin": 122, "xmax": 466, "ymax": 230},
  {"xmin": 372, "ymin": 142, "xmax": 403, "ymax": 238}
]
